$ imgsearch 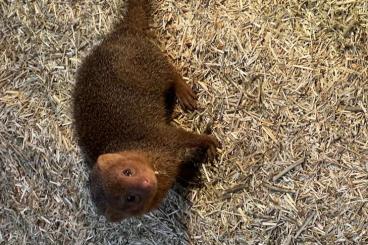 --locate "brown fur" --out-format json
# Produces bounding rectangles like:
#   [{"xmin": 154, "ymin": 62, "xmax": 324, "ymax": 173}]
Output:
[{"xmin": 73, "ymin": 0, "xmax": 219, "ymax": 222}]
